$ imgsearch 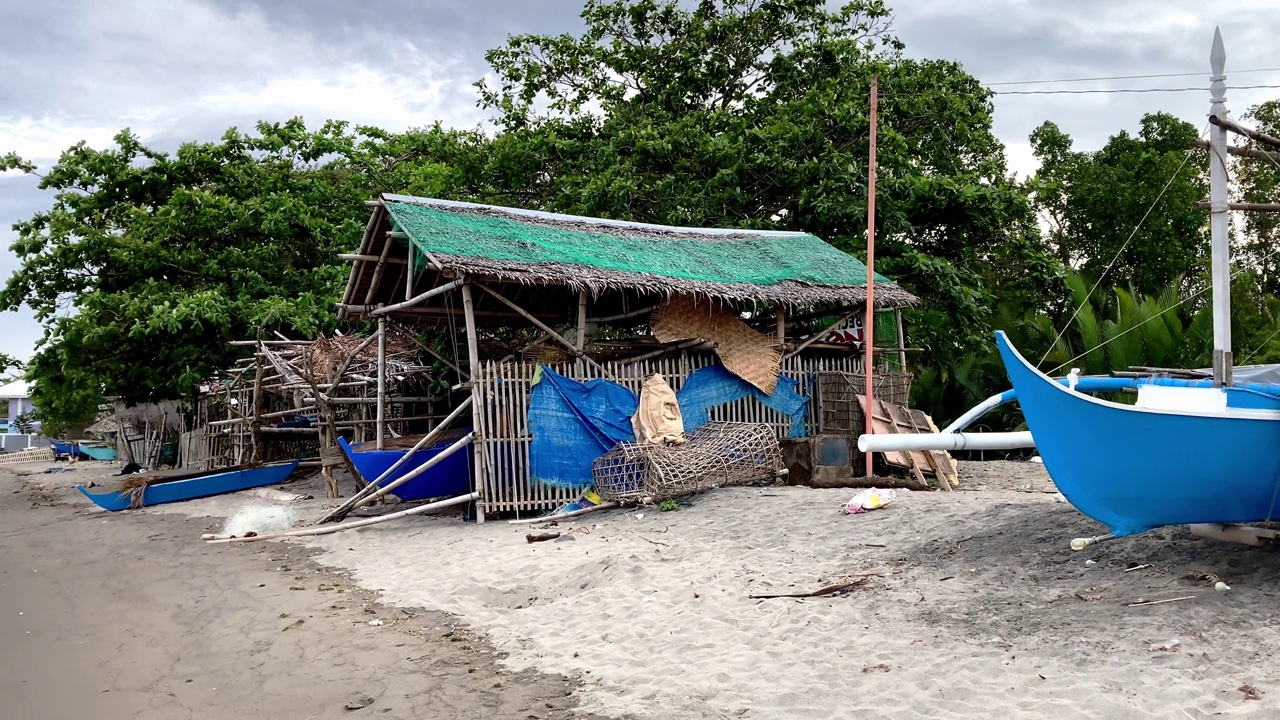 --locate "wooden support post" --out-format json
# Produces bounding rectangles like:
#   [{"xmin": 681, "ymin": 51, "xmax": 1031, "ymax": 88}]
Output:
[
  {"xmin": 406, "ymin": 240, "xmax": 414, "ymax": 301},
  {"xmin": 576, "ymin": 290, "xmax": 589, "ymax": 352},
  {"xmin": 894, "ymin": 308, "xmax": 907, "ymax": 372},
  {"xmin": 776, "ymin": 304, "xmax": 787, "ymax": 345},
  {"xmin": 250, "ymin": 349, "xmax": 265, "ymax": 463},
  {"xmin": 376, "ymin": 314, "xmax": 386, "ymax": 450},
  {"xmin": 461, "ymin": 281, "xmax": 486, "ymax": 524}
]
